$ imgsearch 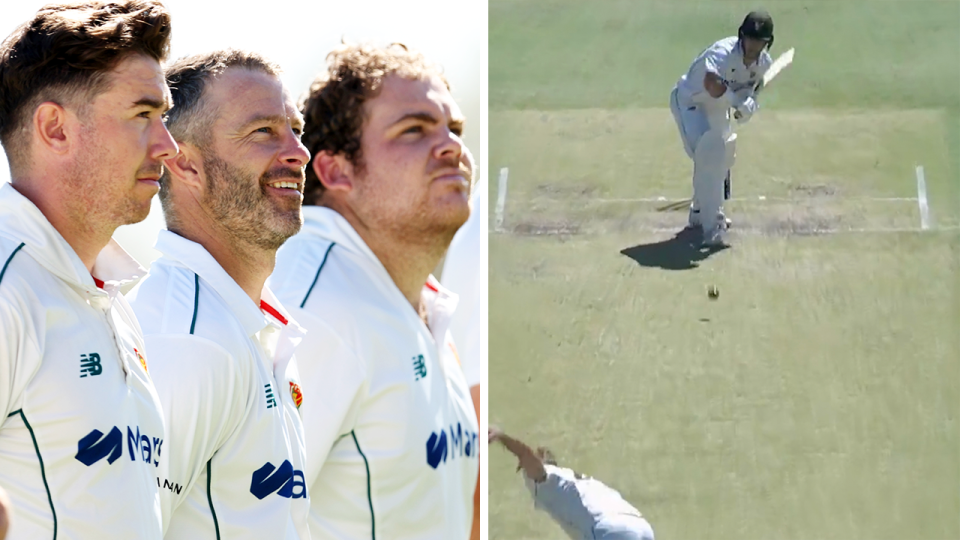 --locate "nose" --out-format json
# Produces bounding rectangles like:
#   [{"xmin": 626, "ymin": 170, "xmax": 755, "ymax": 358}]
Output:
[
  {"xmin": 150, "ymin": 119, "xmax": 179, "ymax": 162},
  {"xmin": 434, "ymin": 128, "xmax": 463, "ymax": 163},
  {"xmin": 280, "ymin": 129, "xmax": 310, "ymax": 168}
]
